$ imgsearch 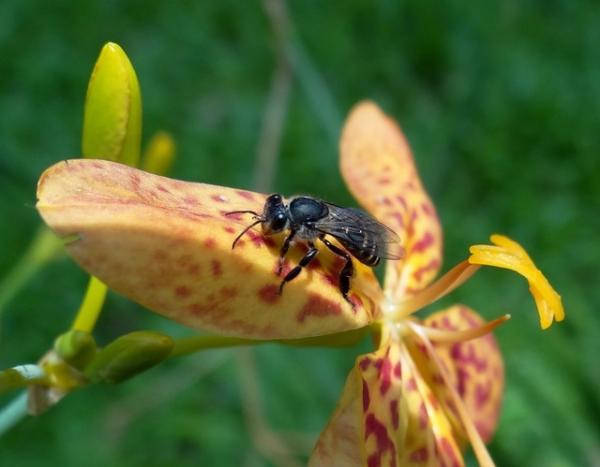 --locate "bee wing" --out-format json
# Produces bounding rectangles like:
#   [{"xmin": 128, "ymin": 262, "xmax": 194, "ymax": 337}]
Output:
[{"xmin": 315, "ymin": 203, "xmax": 403, "ymax": 260}]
